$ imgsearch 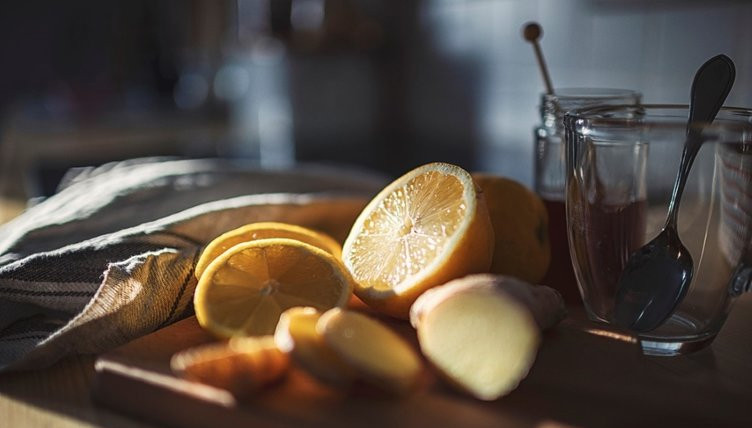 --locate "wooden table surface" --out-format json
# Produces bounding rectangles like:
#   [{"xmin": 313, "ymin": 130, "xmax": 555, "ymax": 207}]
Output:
[{"xmin": 2, "ymin": 293, "xmax": 752, "ymax": 428}]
